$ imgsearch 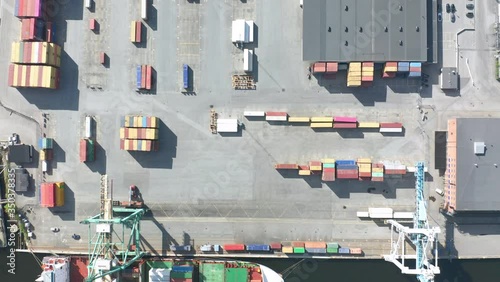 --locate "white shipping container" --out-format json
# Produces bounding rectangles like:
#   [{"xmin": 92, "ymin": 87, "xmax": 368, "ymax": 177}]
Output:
[
  {"xmin": 380, "ymin": 127, "xmax": 403, "ymax": 133},
  {"xmin": 393, "ymin": 212, "xmax": 414, "ymax": 219},
  {"xmin": 232, "ymin": 20, "xmax": 246, "ymax": 42},
  {"xmin": 244, "ymin": 111, "xmax": 265, "ymax": 117},
  {"xmin": 42, "ymin": 160, "xmax": 48, "ymax": 172},
  {"xmin": 265, "ymin": 115, "xmax": 287, "ymax": 121},
  {"xmin": 244, "ymin": 49, "xmax": 253, "ymax": 72},
  {"xmin": 85, "ymin": 0, "xmax": 92, "ymax": 9},
  {"xmin": 217, "ymin": 119, "xmax": 239, "ymax": 133},
  {"xmin": 85, "ymin": 116, "xmax": 93, "ymax": 138},
  {"xmin": 356, "ymin": 211, "xmax": 369, "ymax": 218},
  {"xmin": 141, "ymin": 0, "xmax": 148, "ymax": 20},
  {"xmin": 369, "ymin": 207, "xmax": 393, "ymax": 218},
  {"xmin": 245, "ymin": 20, "xmax": 254, "ymax": 43},
  {"xmin": 369, "ymin": 213, "xmax": 394, "ymax": 219}
]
